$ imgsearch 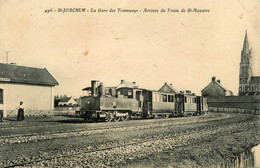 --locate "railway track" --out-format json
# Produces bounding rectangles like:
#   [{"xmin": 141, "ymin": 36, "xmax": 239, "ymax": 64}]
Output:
[
  {"xmin": 0, "ymin": 130, "xmax": 220, "ymax": 167},
  {"xmin": 0, "ymin": 114, "xmax": 235, "ymax": 145},
  {"xmin": 2, "ymin": 116, "xmax": 258, "ymax": 168},
  {"xmin": 0, "ymin": 112, "xmax": 231, "ymax": 130}
]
